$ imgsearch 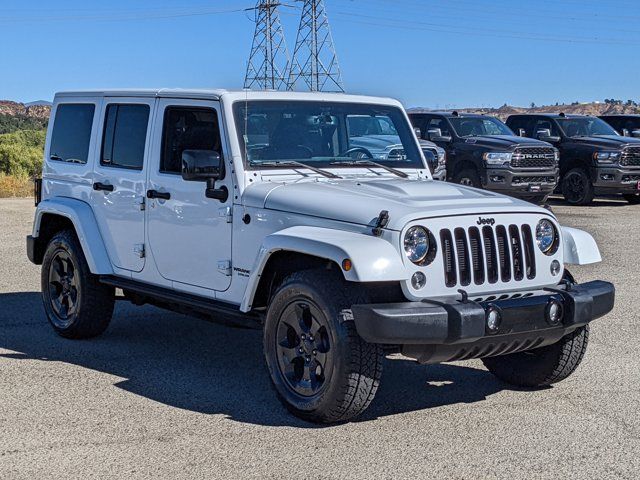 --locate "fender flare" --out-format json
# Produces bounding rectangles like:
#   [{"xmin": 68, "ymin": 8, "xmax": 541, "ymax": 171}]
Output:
[
  {"xmin": 33, "ymin": 198, "xmax": 113, "ymax": 274},
  {"xmin": 240, "ymin": 226, "xmax": 408, "ymax": 312},
  {"xmin": 561, "ymin": 226, "xmax": 602, "ymax": 265}
]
